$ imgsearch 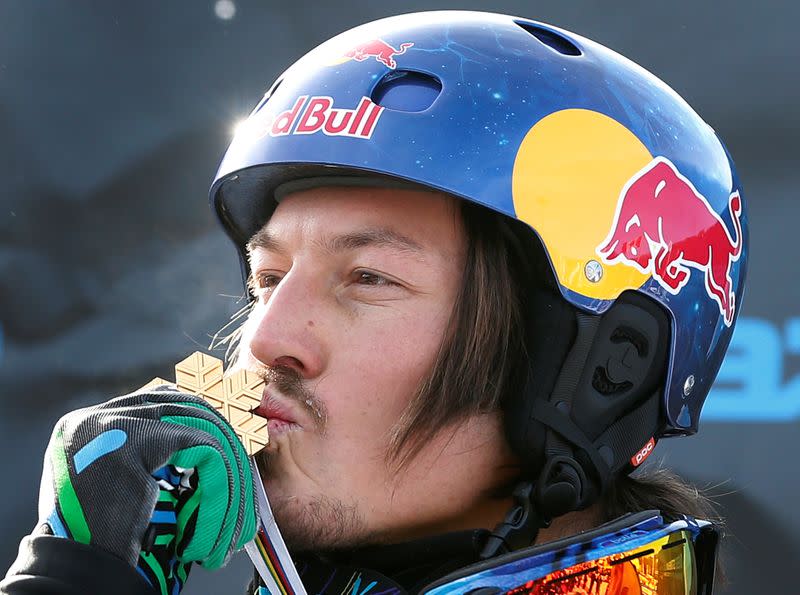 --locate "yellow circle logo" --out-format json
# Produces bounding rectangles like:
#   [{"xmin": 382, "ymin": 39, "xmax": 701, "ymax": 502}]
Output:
[{"xmin": 512, "ymin": 109, "xmax": 652, "ymax": 300}]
